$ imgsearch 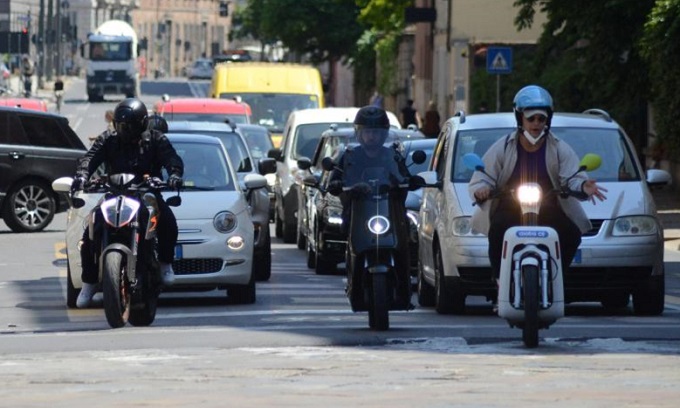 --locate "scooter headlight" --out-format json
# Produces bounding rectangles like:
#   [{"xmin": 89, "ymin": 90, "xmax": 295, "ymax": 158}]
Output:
[
  {"xmin": 516, "ymin": 183, "xmax": 542, "ymax": 214},
  {"xmin": 367, "ymin": 215, "xmax": 390, "ymax": 235}
]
